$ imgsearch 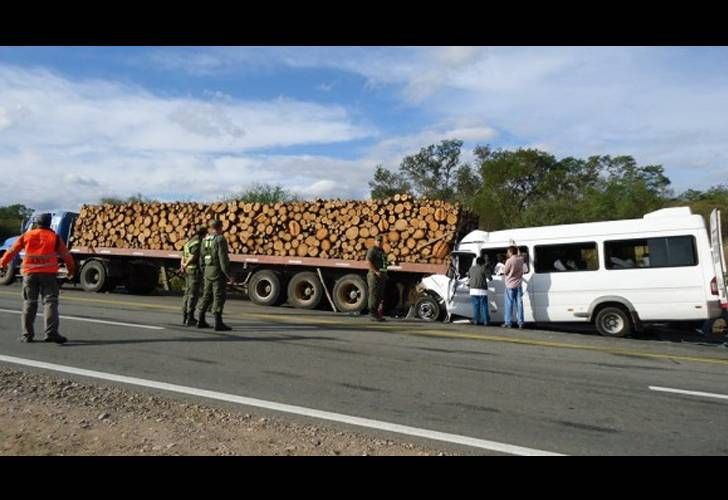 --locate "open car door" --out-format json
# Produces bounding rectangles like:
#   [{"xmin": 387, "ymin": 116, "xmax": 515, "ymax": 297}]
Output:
[
  {"xmin": 710, "ymin": 208, "xmax": 728, "ymax": 309},
  {"xmin": 447, "ymin": 251, "xmax": 476, "ymax": 318}
]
